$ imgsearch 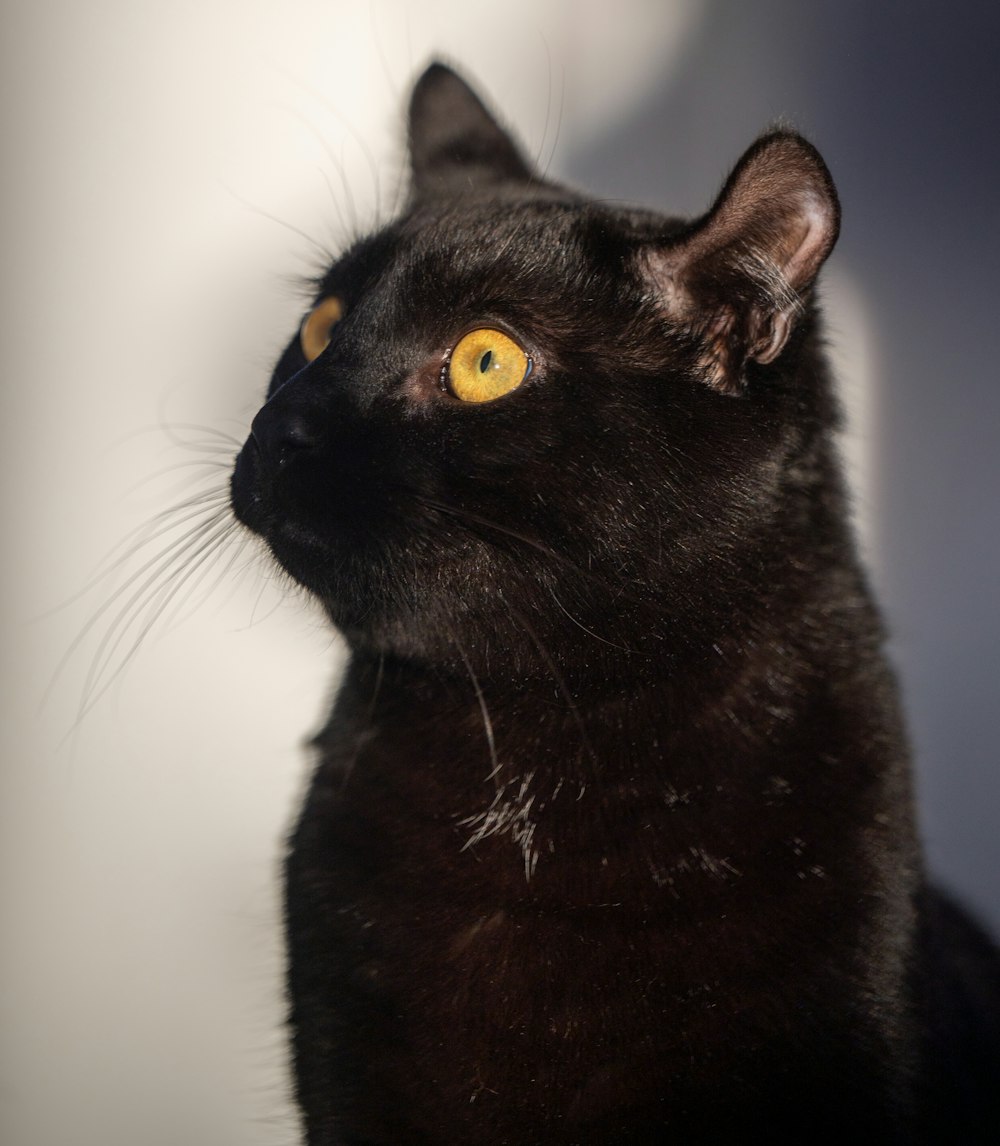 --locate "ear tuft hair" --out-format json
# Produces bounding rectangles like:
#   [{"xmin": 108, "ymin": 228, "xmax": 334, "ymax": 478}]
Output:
[{"xmin": 644, "ymin": 132, "xmax": 840, "ymax": 393}]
